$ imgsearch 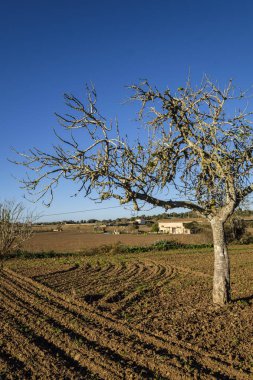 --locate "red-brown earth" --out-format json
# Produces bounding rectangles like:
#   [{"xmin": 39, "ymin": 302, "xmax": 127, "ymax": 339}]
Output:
[{"xmin": 1, "ymin": 243, "xmax": 252, "ymax": 379}]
